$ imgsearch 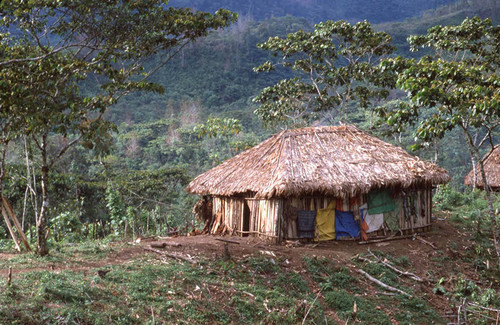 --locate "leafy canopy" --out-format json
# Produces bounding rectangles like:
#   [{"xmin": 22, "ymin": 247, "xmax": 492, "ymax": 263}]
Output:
[
  {"xmin": 0, "ymin": 0, "xmax": 237, "ymax": 155},
  {"xmin": 253, "ymin": 20, "xmax": 395, "ymax": 128},
  {"xmin": 378, "ymin": 17, "xmax": 500, "ymax": 143}
]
